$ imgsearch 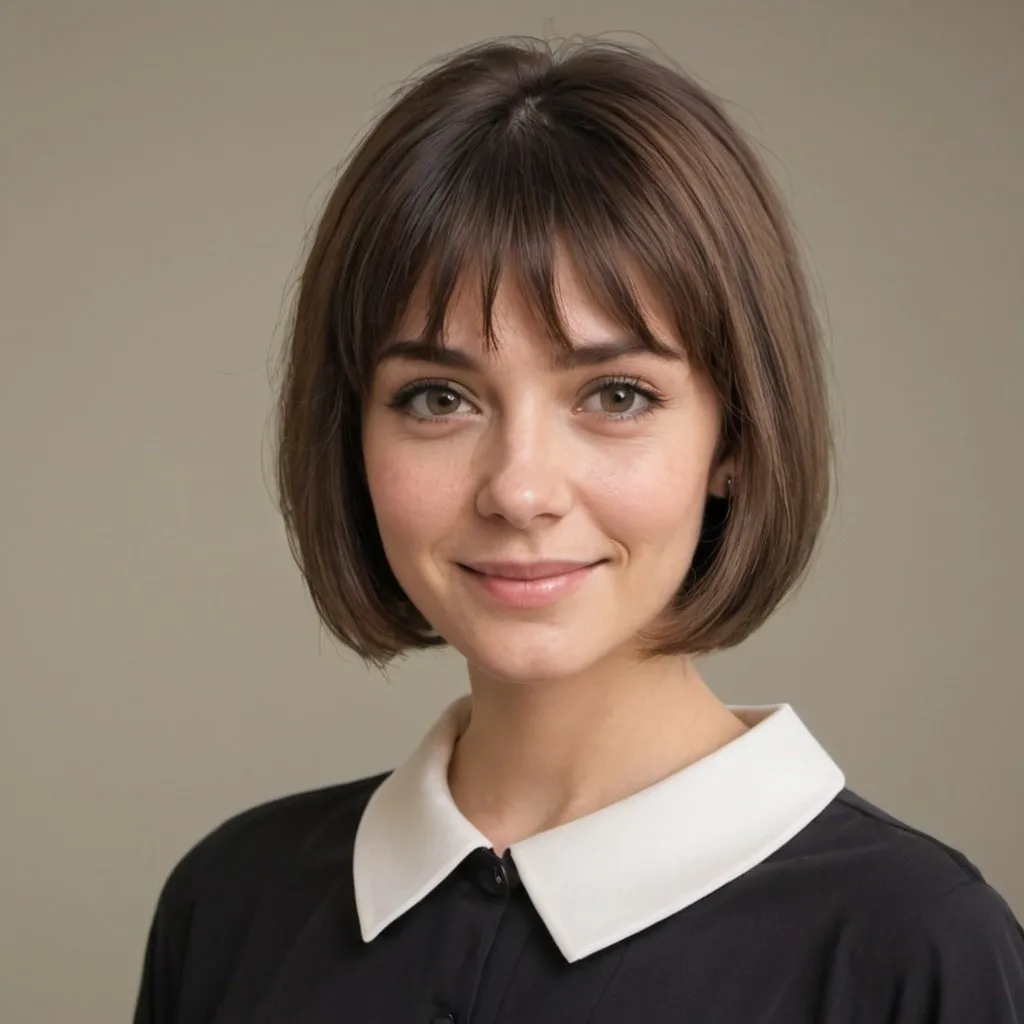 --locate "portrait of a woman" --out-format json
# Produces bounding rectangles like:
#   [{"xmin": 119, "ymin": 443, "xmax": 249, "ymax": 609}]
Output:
[{"xmin": 133, "ymin": 36, "xmax": 1024, "ymax": 1023}]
